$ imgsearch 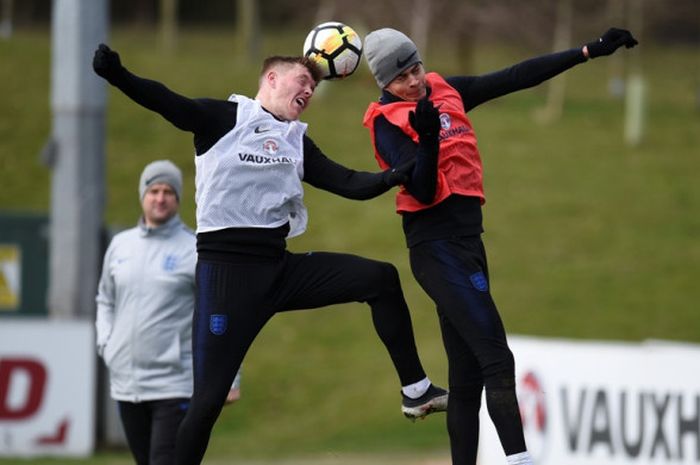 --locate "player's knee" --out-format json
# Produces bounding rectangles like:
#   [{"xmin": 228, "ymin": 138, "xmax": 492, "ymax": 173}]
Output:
[
  {"xmin": 189, "ymin": 394, "xmax": 227, "ymax": 425},
  {"xmin": 371, "ymin": 260, "xmax": 401, "ymax": 290}
]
